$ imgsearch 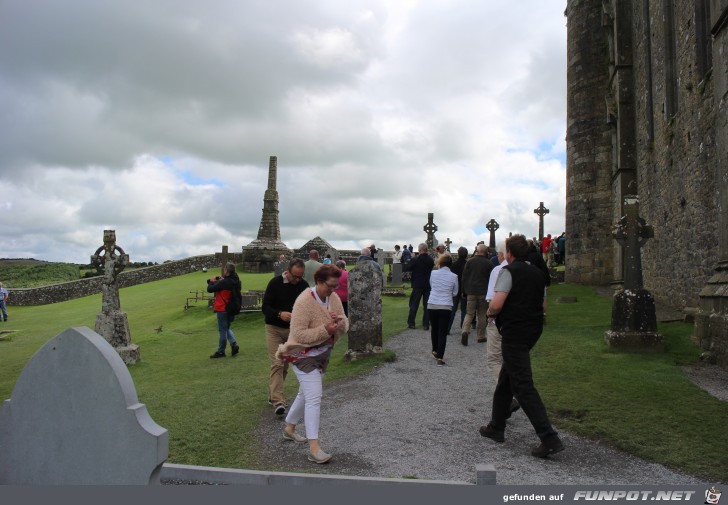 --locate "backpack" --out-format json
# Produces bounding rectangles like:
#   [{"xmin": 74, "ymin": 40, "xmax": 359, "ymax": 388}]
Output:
[{"xmin": 226, "ymin": 279, "xmax": 243, "ymax": 318}]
